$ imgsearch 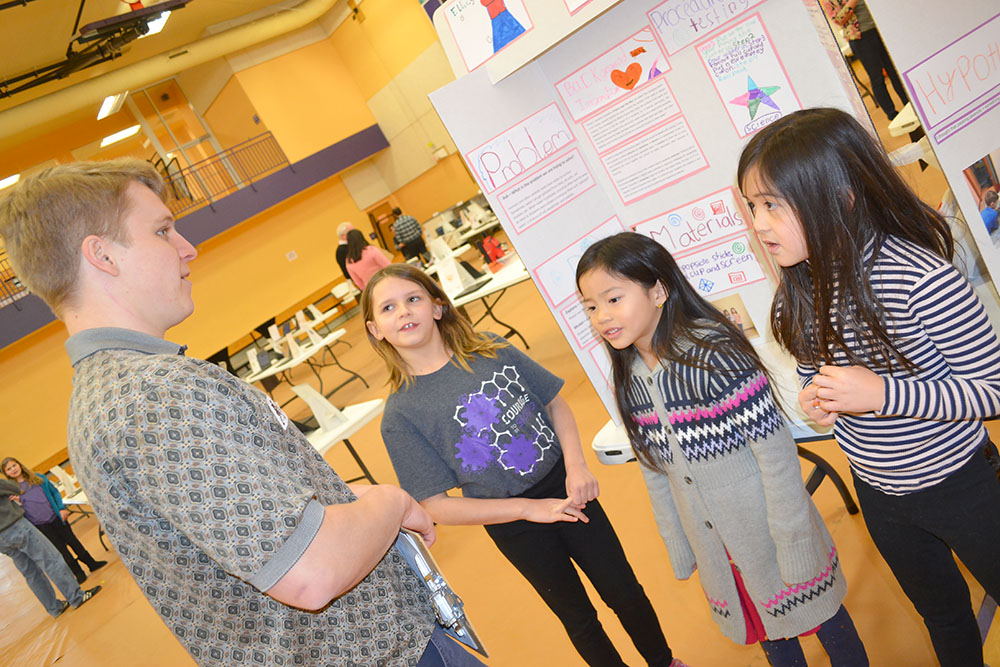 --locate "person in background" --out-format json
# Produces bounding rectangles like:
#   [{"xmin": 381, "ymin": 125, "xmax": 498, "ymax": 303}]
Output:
[
  {"xmin": 345, "ymin": 229, "xmax": 392, "ymax": 291},
  {"xmin": 2, "ymin": 456, "xmax": 107, "ymax": 584},
  {"xmin": 981, "ymin": 191, "xmax": 998, "ymax": 235},
  {"xmin": 0, "ymin": 476, "xmax": 101, "ymax": 617},
  {"xmin": 820, "ymin": 0, "xmax": 909, "ymax": 121},
  {"xmin": 335, "ymin": 221, "xmax": 354, "ymax": 282},
  {"xmin": 392, "ymin": 207, "xmax": 430, "ymax": 266}
]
